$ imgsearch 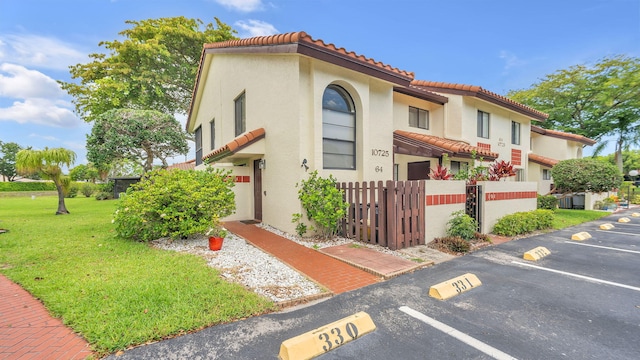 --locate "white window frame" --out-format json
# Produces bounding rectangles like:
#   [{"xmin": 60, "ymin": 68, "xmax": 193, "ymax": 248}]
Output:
[
  {"xmin": 409, "ymin": 106, "xmax": 429, "ymax": 129},
  {"xmin": 477, "ymin": 110, "xmax": 490, "ymax": 138}
]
